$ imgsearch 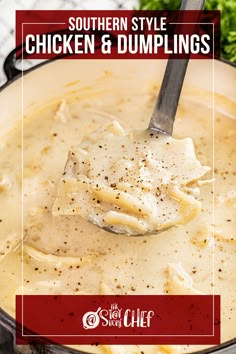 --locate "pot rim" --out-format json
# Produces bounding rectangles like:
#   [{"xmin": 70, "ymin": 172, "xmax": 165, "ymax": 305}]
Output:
[{"xmin": 0, "ymin": 52, "xmax": 235, "ymax": 93}]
